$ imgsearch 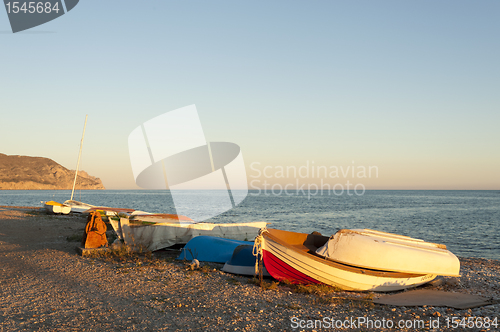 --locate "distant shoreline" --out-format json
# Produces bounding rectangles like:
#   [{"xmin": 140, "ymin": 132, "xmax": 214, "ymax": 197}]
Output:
[
  {"xmin": 0, "ymin": 188, "xmax": 499, "ymax": 191},
  {"xmin": 0, "ymin": 188, "xmax": 105, "ymax": 191}
]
